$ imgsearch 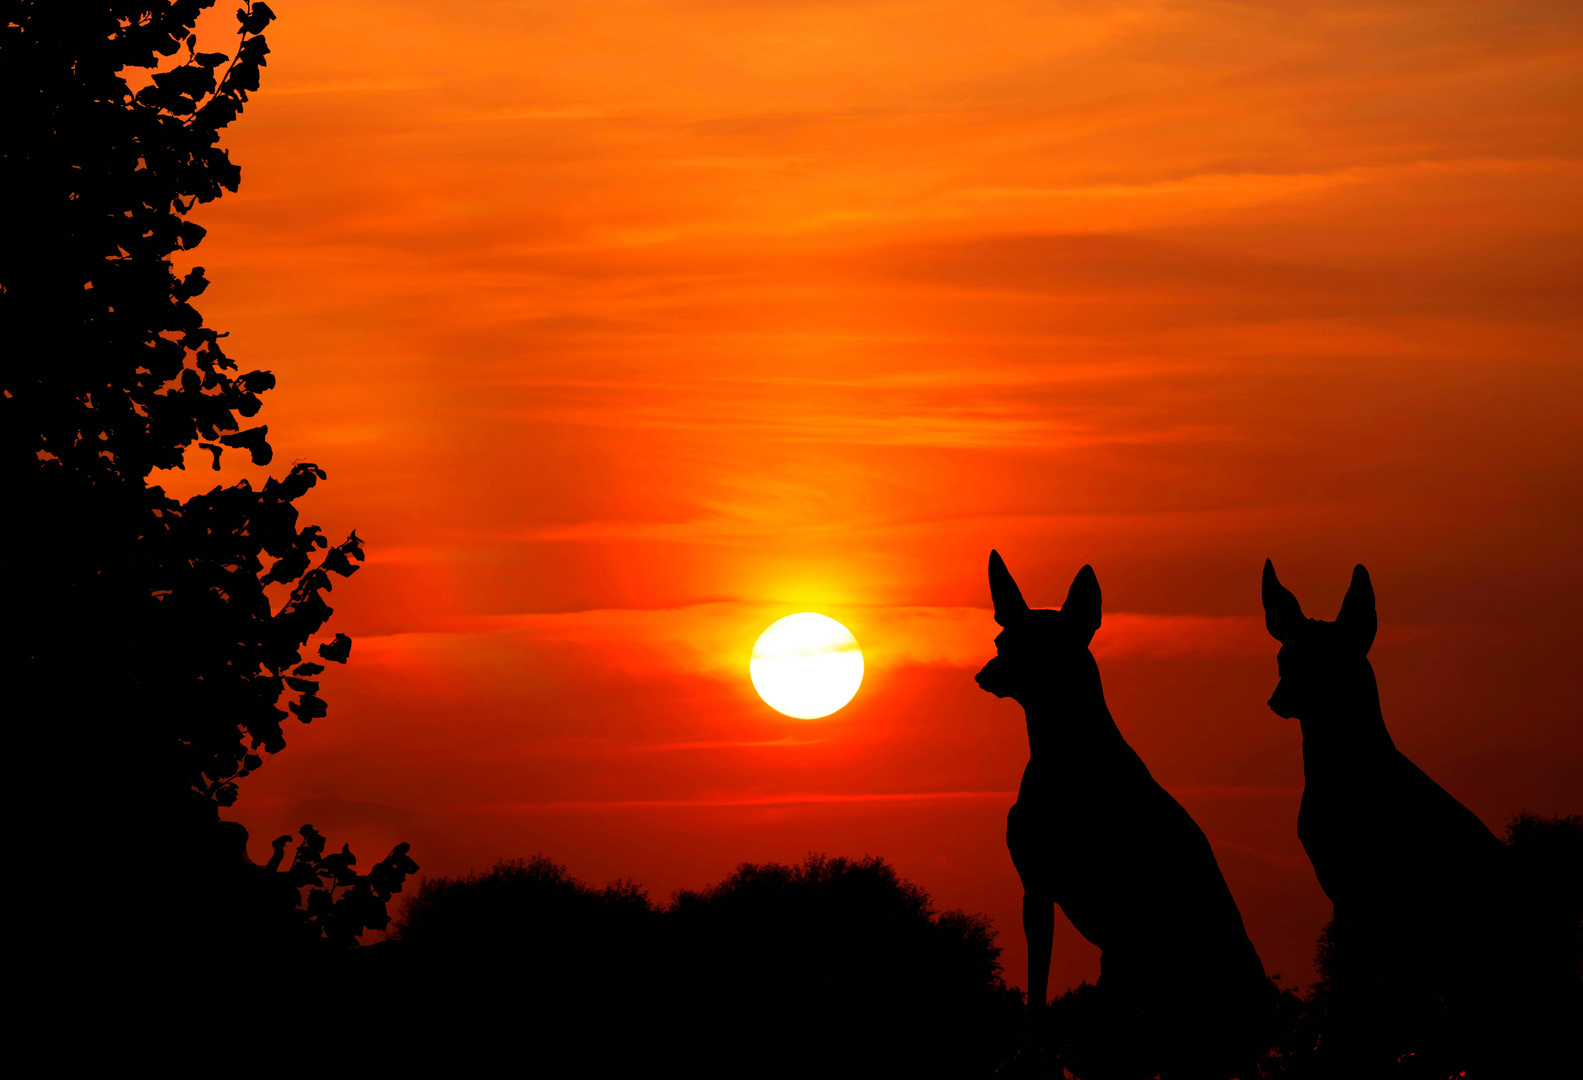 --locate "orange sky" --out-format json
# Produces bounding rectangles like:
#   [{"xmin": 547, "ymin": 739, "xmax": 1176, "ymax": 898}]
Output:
[{"xmin": 162, "ymin": 0, "xmax": 1580, "ymax": 992}]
